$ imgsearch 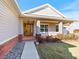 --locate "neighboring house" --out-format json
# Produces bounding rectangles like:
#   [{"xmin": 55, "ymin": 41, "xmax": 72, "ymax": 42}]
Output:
[
  {"xmin": 74, "ymin": 29, "xmax": 79, "ymax": 36},
  {"xmin": 74, "ymin": 29, "xmax": 79, "ymax": 33},
  {"xmin": 0, "ymin": 0, "xmax": 75, "ymax": 58}
]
